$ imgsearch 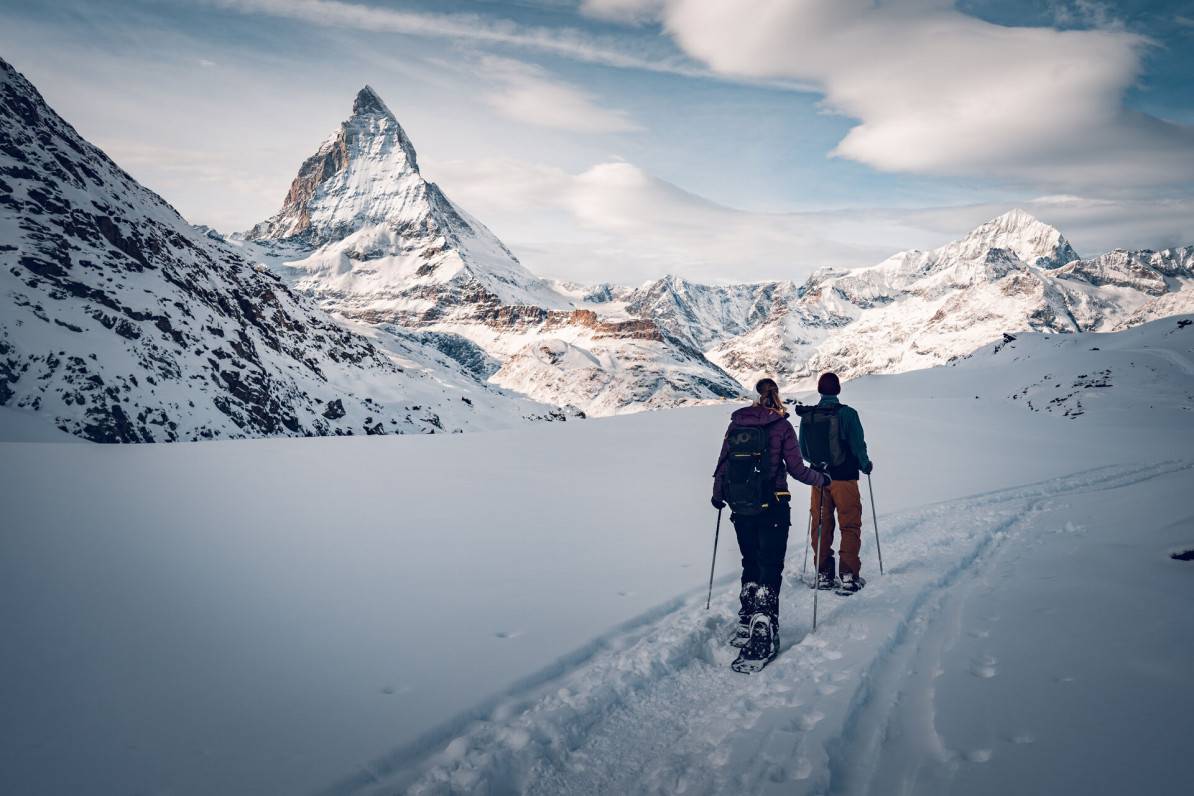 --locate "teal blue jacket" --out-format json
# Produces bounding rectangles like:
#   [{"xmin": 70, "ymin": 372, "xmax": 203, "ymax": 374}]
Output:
[{"xmin": 799, "ymin": 395, "xmax": 871, "ymax": 480}]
